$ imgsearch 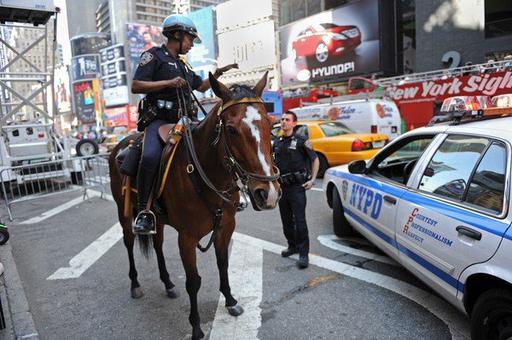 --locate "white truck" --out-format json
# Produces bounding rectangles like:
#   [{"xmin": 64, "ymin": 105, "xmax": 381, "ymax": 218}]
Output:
[
  {"xmin": 291, "ymin": 98, "xmax": 402, "ymax": 140},
  {"xmin": 0, "ymin": 120, "xmax": 99, "ymax": 185}
]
